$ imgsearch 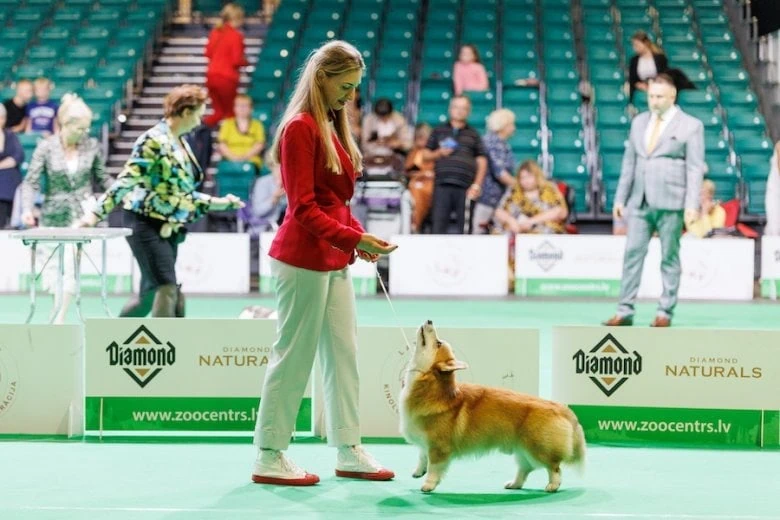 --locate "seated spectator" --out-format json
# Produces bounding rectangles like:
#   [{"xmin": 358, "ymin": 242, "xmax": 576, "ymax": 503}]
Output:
[
  {"xmin": 25, "ymin": 78, "xmax": 59, "ymax": 136},
  {"xmin": 473, "ymin": 108, "xmax": 517, "ymax": 234},
  {"xmin": 686, "ymin": 179, "xmax": 726, "ymax": 238},
  {"xmin": 0, "ymin": 104, "xmax": 24, "ymax": 228},
  {"xmin": 361, "ymin": 98, "xmax": 411, "ymax": 171},
  {"xmin": 765, "ymin": 141, "xmax": 780, "ymax": 235},
  {"xmin": 404, "ymin": 123, "xmax": 435, "ymax": 233},
  {"xmin": 493, "ymin": 160, "xmax": 568, "ymax": 234},
  {"xmin": 250, "ymin": 150, "xmax": 286, "ymax": 228},
  {"xmin": 2, "ymin": 79, "xmax": 33, "ymax": 132},
  {"xmin": 217, "ymin": 94, "xmax": 266, "ymax": 172},
  {"xmin": 453, "ymin": 44, "xmax": 489, "ymax": 96}
]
